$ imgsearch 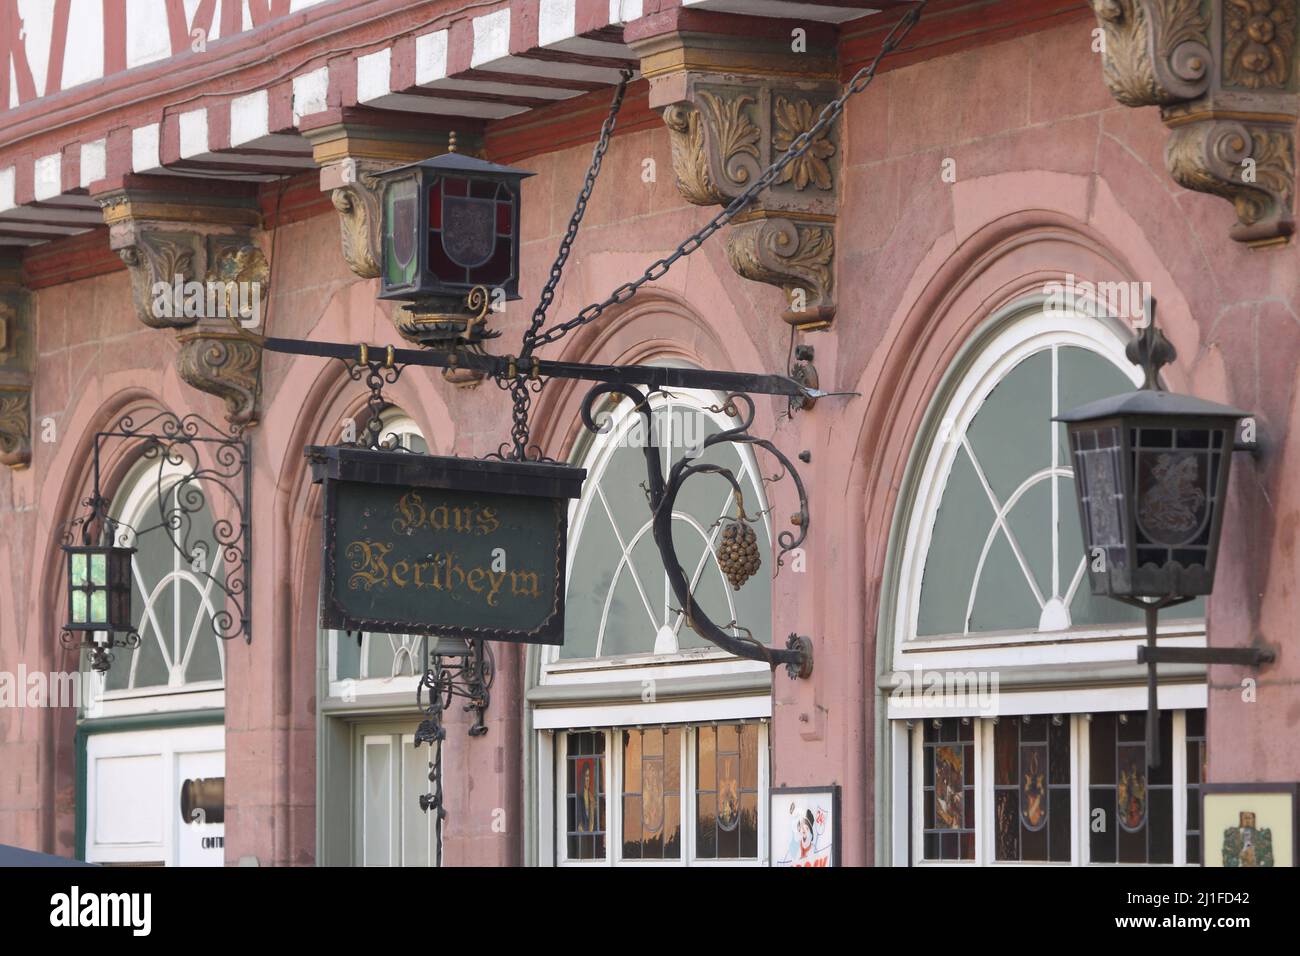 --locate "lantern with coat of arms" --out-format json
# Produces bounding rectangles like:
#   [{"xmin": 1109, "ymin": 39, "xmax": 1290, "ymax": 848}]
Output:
[{"xmin": 374, "ymin": 140, "xmax": 533, "ymax": 355}]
